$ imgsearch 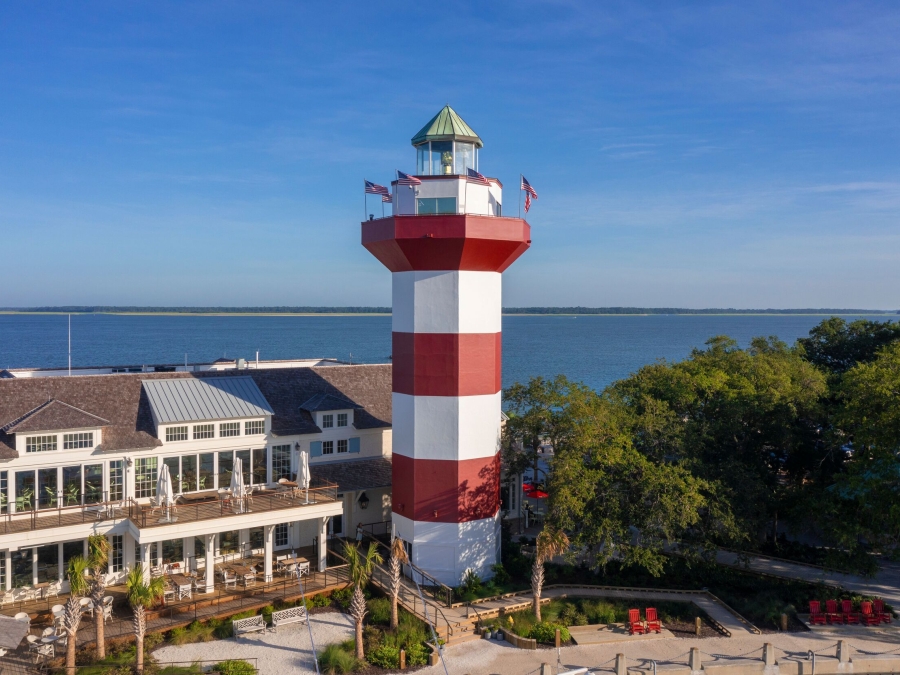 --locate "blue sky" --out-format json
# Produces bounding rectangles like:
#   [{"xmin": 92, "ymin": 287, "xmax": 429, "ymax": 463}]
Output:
[{"xmin": 1, "ymin": 2, "xmax": 898, "ymax": 309}]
